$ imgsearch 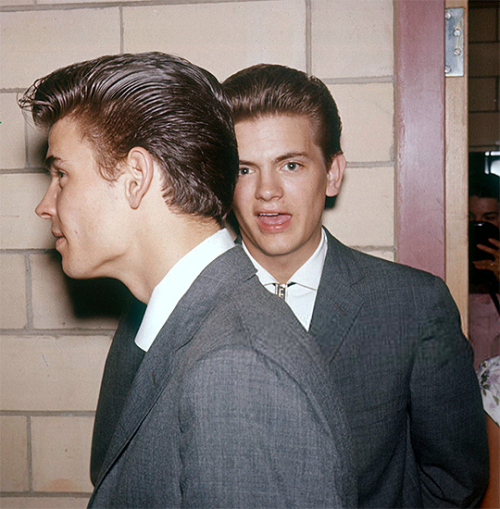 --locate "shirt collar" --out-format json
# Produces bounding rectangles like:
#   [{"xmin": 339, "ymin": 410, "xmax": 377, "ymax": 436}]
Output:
[
  {"xmin": 242, "ymin": 228, "xmax": 327, "ymax": 291},
  {"xmin": 135, "ymin": 229, "xmax": 235, "ymax": 352}
]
